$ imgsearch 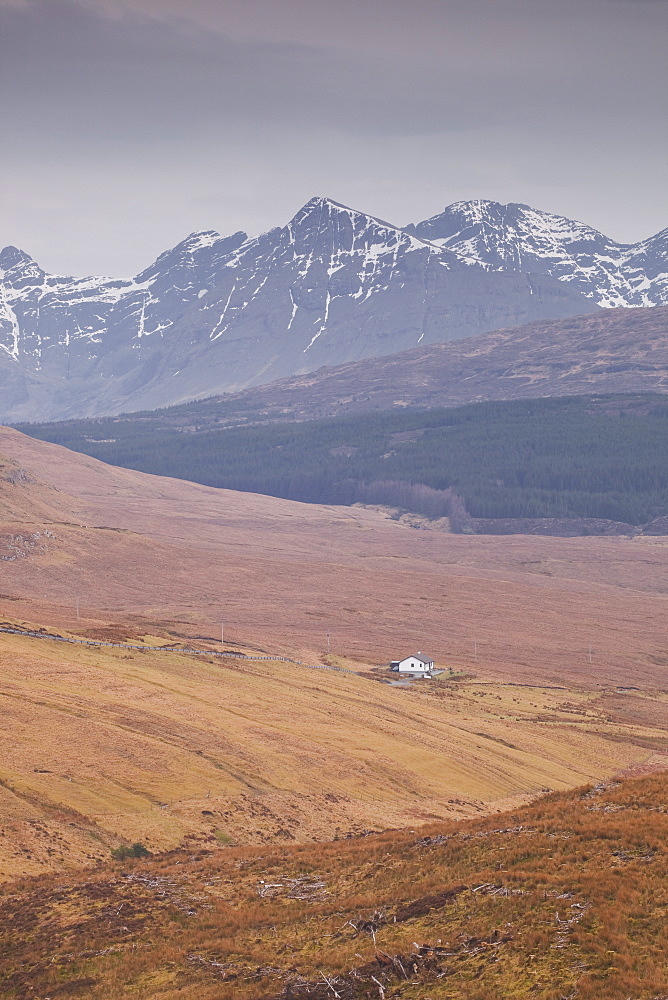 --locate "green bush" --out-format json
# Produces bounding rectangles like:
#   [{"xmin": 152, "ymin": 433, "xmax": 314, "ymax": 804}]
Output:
[{"xmin": 111, "ymin": 842, "xmax": 151, "ymax": 860}]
